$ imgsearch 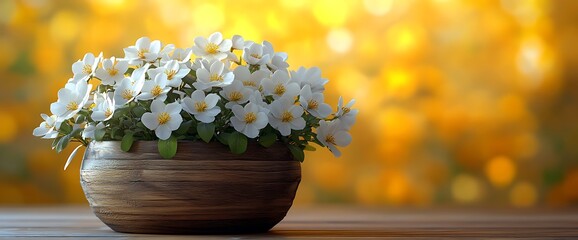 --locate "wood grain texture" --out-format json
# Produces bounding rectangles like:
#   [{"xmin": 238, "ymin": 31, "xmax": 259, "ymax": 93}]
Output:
[
  {"xmin": 80, "ymin": 141, "xmax": 301, "ymax": 234},
  {"xmin": 2, "ymin": 207, "xmax": 578, "ymax": 239}
]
